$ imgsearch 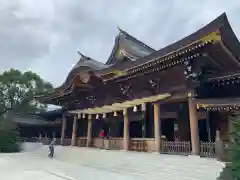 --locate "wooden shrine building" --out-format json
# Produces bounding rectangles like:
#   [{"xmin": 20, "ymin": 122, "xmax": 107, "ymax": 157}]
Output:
[
  {"xmin": 5, "ymin": 110, "xmax": 62, "ymax": 140},
  {"xmin": 36, "ymin": 13, "xmax": 240, "ymax": 156}
]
